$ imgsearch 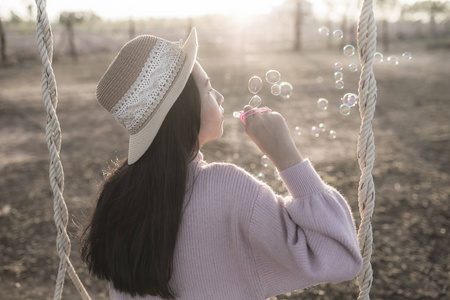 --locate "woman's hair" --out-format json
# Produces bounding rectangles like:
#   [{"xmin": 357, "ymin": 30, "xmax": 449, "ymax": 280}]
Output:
[{"xmin": 80, "ymin": 74, "xmax": 201, "ymax": 299}]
